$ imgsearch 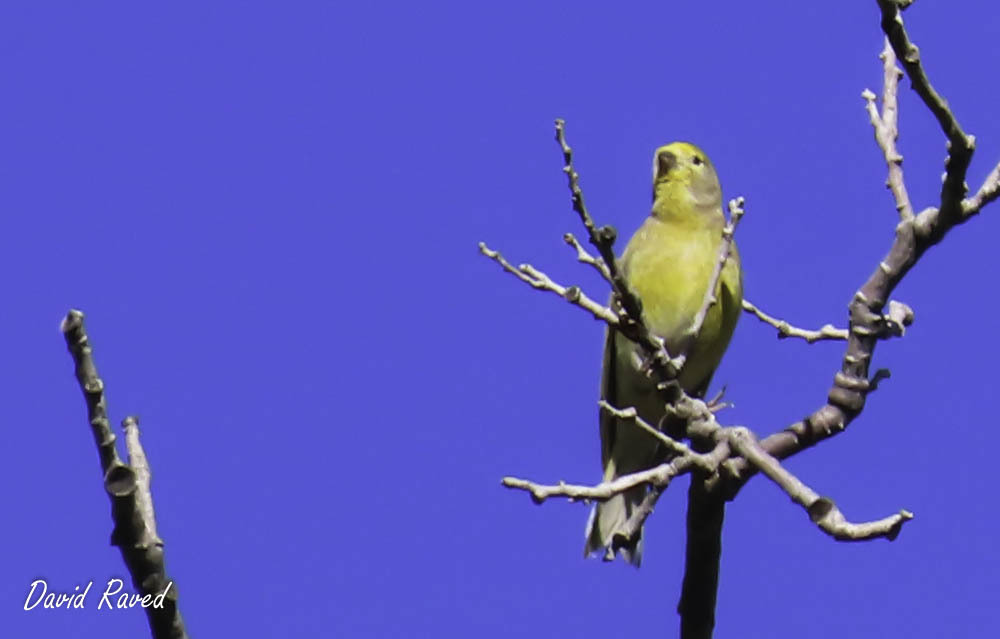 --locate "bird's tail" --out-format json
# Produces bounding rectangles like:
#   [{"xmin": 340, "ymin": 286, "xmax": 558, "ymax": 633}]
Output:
[{"xmin": 583, "ymin": 484, "xmax": 646, "ymax": 567}]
